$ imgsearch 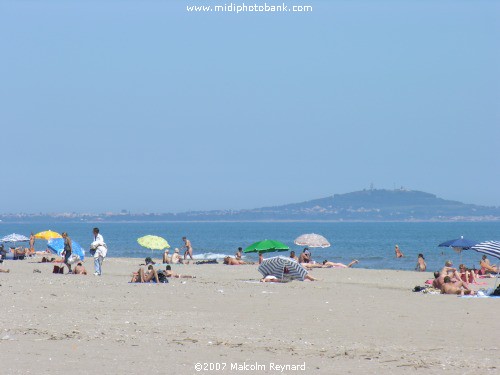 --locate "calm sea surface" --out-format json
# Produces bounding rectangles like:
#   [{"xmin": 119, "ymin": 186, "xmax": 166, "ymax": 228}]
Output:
[{"xmin": 1, "ymin": 222, "xmax": 499, "ymax": 271}]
